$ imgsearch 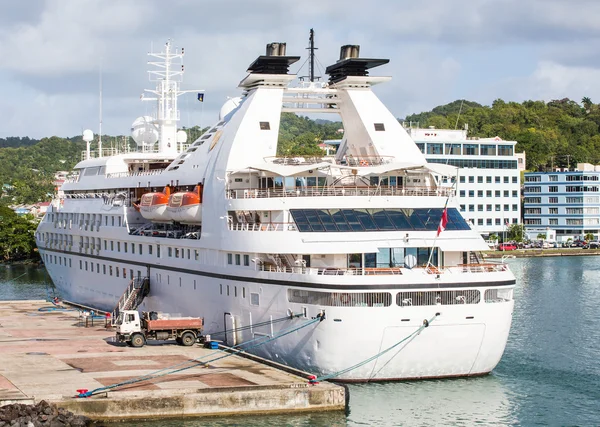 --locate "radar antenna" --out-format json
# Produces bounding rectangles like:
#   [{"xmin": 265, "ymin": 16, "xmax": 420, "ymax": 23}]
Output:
[{"xmin": 141, "ymin": 40, "xmax": 204, "ymax": 155}]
